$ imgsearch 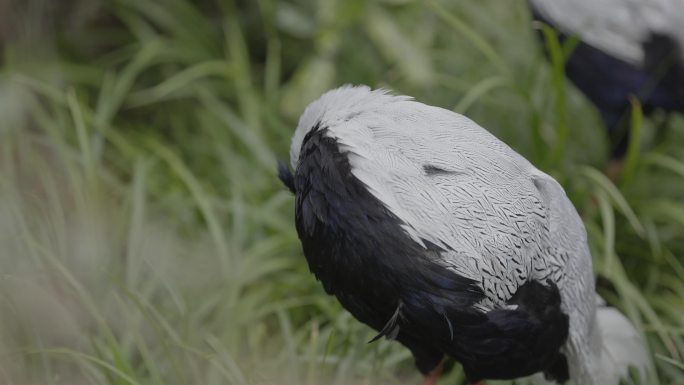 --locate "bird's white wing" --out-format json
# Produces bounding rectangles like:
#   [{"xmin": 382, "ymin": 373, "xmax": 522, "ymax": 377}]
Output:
[
  {"xmin": 326, "ymin": 99, "xmax": 590, "ymax": 308},
  {"xmin": 530, "ymin": 0, "xmax": 684, "ymax": 64}
]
